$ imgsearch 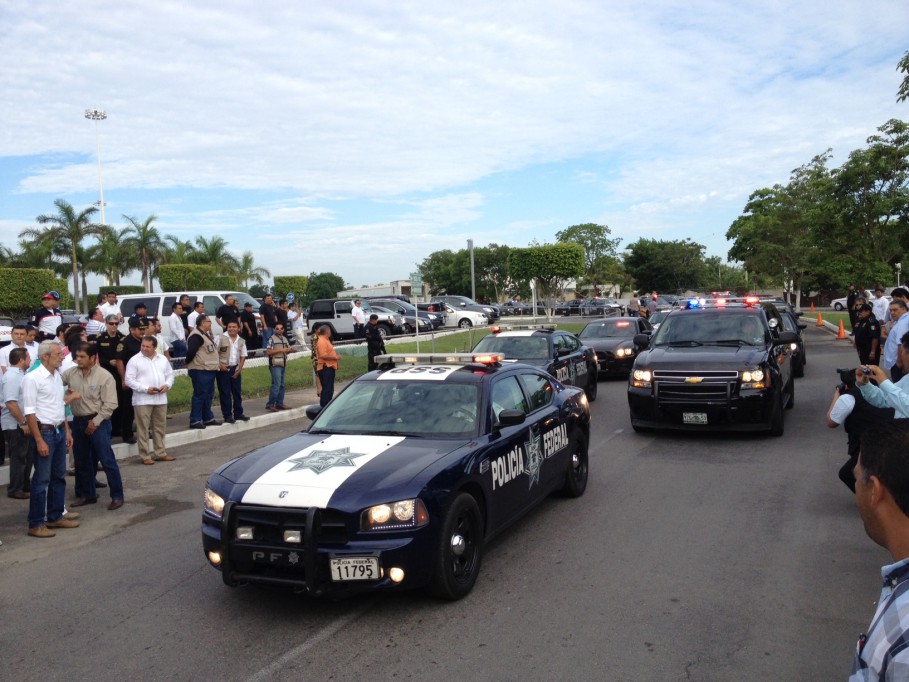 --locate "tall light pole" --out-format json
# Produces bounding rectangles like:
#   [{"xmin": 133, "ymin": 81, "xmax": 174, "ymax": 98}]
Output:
[
  {"xmin": 84, "ymin": 108, "xmax": 107, "ymax": 225},
  {"xmin": 467, "ymin": 238, "xmax": 476, "ymax": 301}
]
